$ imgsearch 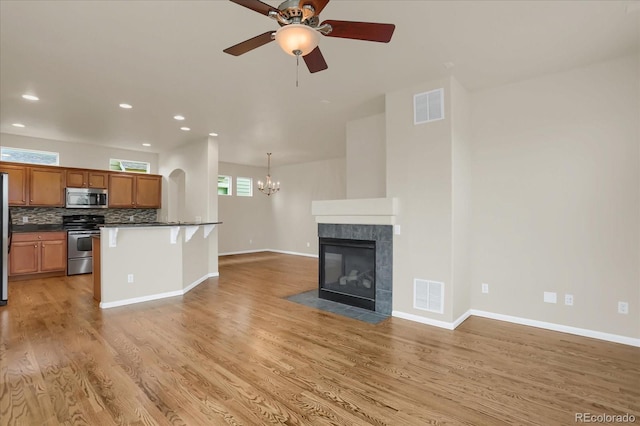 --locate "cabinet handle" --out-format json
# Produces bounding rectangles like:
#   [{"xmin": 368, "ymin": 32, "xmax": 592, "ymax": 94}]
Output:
[{"xmin": 34, "ymin": 244, "xmax": 37, "ymax": 247}]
